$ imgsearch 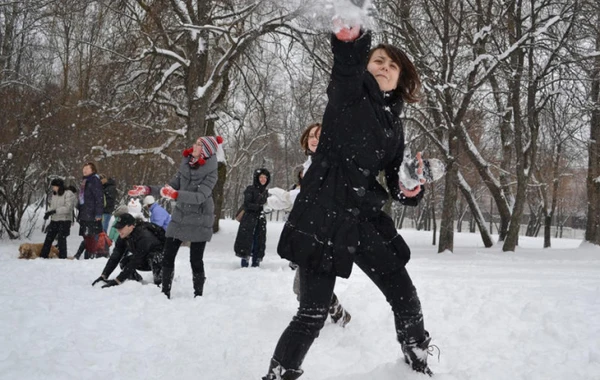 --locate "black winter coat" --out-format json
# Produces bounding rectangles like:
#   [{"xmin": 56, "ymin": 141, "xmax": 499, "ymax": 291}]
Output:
[
  {"xmin": 103, "ymin": 178, "xmax": 117, "ymax": 214},
  {"xmin": 277, "ymin": 32, "xmax": 423, "ymax": 278},
  {"xmin": 101, "ymin": 222, "xmax": 164, "ymax": 283},
  {"xmin": 234, "ymin": 169, "xmax": 270, "ymax": 259}
]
